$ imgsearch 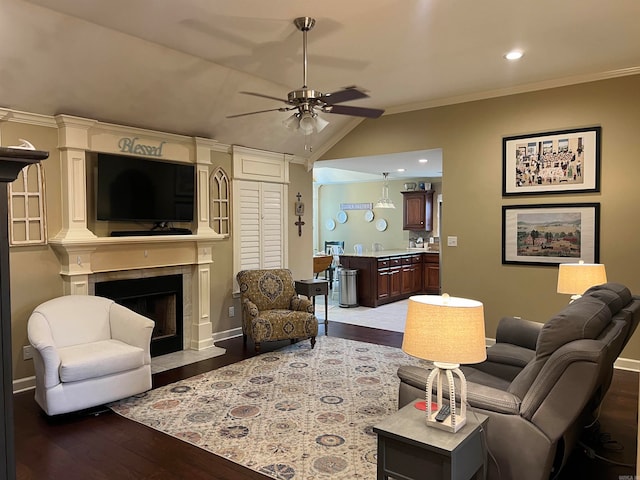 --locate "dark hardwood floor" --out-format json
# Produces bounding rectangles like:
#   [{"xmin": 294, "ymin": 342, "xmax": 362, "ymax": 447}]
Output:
[{"xmin": 14, "ymin": 322, "xmax": 638, "ymax": 479}]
